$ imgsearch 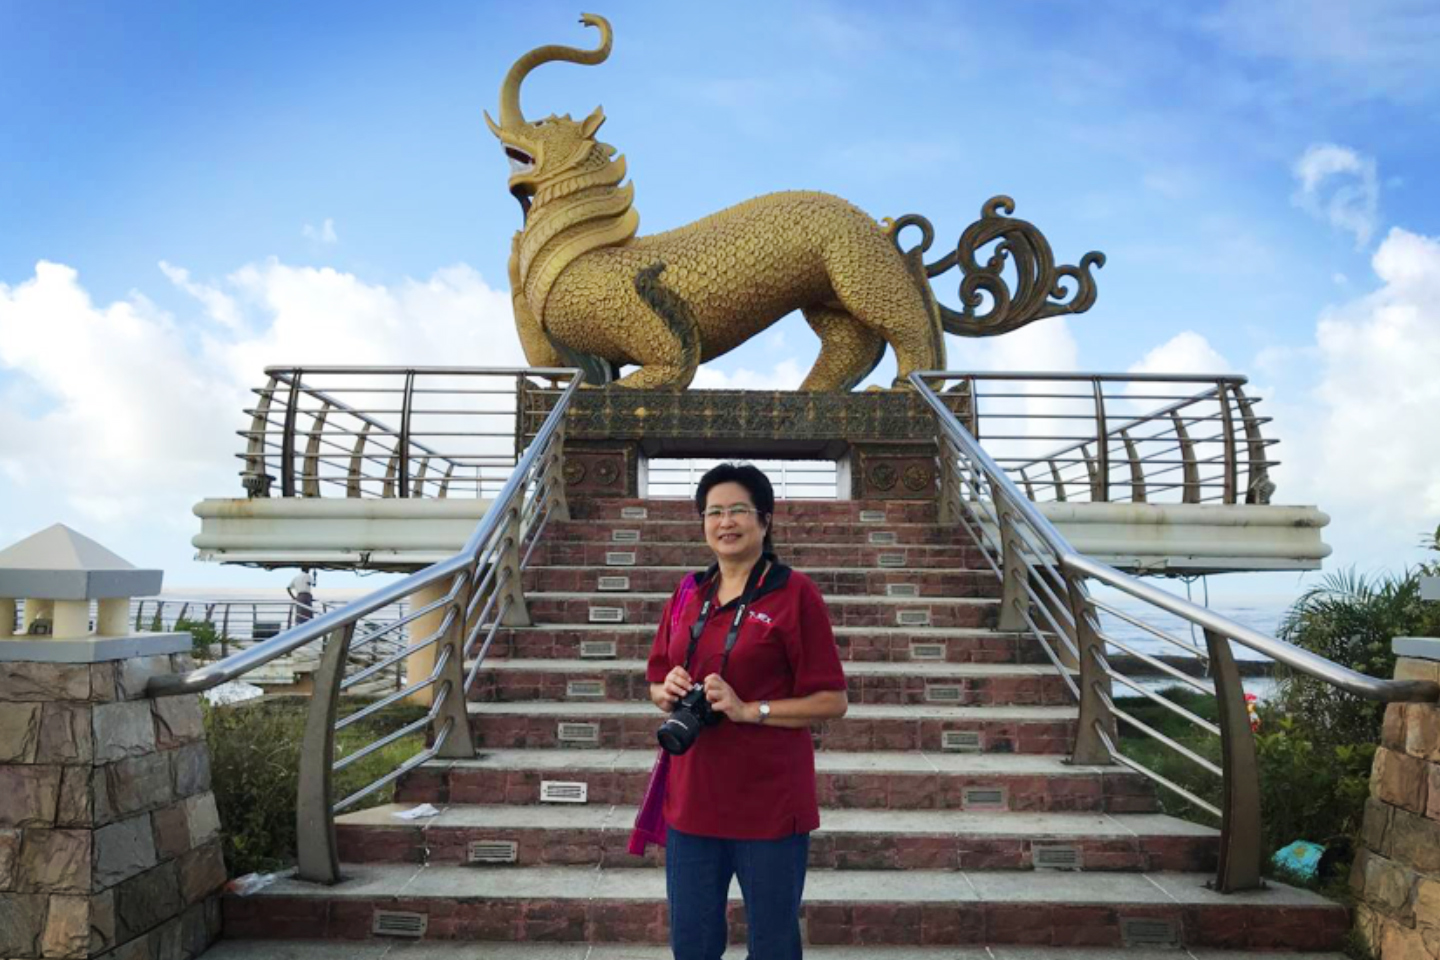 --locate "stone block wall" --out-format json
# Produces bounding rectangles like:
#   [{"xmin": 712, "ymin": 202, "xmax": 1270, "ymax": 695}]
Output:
[
  {"xmin": 1352, "ymin": 653, "xmax": 1440, "ymax": 958},
  {"xmin": 0, "ymin": 655, "xmax": 225, "ymax": 960}
]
